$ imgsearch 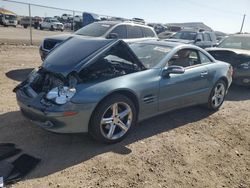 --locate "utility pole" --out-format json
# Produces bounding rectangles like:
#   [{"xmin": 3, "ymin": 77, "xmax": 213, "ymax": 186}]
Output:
[
  {"xmin": 240, "ymin": 14, "xmax": 246, "ymax": 34},
  {"xmin": 28, "ymin": 4, "xmax": 33, "ymax": 45}
]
